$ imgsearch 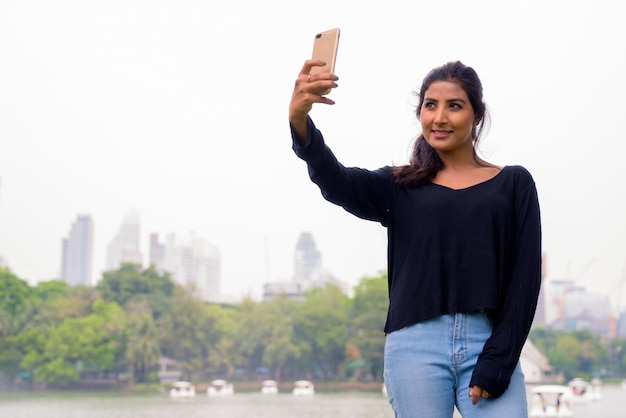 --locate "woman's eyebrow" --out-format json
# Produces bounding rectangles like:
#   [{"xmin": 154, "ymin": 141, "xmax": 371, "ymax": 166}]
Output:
[{"xmin": 423, "ymin": 97, "xmax": 468, "ymax": 103}]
